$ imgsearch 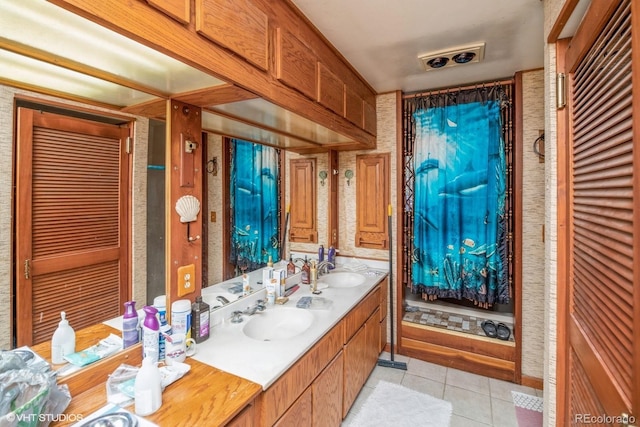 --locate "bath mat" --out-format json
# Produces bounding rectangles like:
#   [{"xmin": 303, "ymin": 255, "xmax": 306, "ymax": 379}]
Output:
[
  {"xmin": 512, "ymin": 391, "xmax": 543, "ymax": 427},
  {"xmin": 348, "ymin": 380, "xmax": 452, "ymax": 427}
]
